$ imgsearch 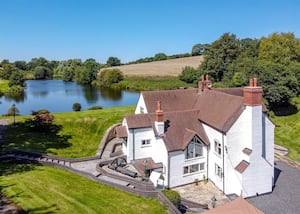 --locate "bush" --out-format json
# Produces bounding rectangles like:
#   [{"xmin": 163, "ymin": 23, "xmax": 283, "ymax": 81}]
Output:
[
  {"xmin": 162, "ymin": 189, "xmax": 181, "ymax": 209},
  {"xmin": 88, "ymin": 105, "xmax": 103, "ymax": 110},
  {"xmin": 25, "ymin": 111, "xmax": 54, "ymax": 131},
  {"xmin": 32, "ymin": 109, "xmax": 50, "ymax": 115},
  {"xmin": 179, "ymin": 66, "xmax": 201, "ymax": 84},
  {"xmin": 97, "ymin": 69, "xmax": 123, "ymax": 87},
  {"xmin": 72, "ymin": 103, "xmax": 82, "ymax": 111}
]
